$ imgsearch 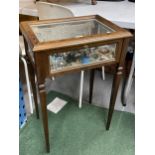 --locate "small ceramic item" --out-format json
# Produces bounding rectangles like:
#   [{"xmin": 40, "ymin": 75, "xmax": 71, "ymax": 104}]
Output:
[
  {"xmin": 50, "ymin": 56, "xmax": 57, "ymax": 70},
  {"xmin": 98, "ymin": 47, "xmax": 110, "ymax": 54},
  {"xmin": 55, "ymin": 57, "xmax": 65, "ymax": 69},
  {"xmin": 82, "ymin": 56, "xmax": 90, "ymax": 64},
  {"xmin": 66, "ymin": 53, "xmax": 76, "ymax": 63},
  {"xmin": 81, "ymin": 47, "xmax": 90, "ymax": 64}
]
